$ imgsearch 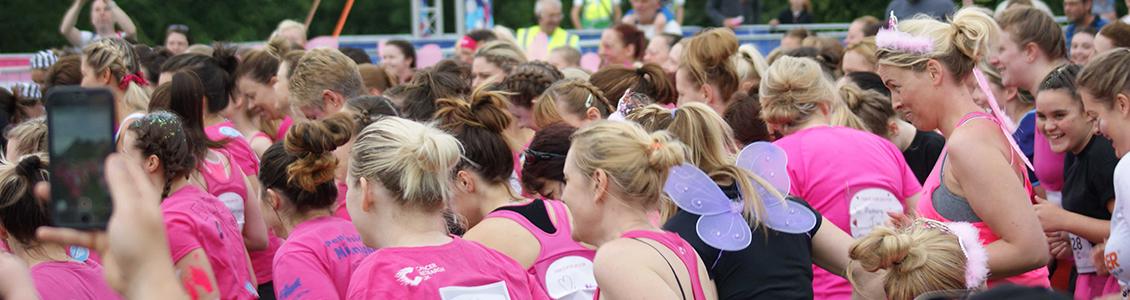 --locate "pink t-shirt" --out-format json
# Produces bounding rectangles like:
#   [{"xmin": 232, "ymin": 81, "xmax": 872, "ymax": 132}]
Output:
[
  {"xmin": 334, "ymin": 181, "xmax": 351, "ymax": 221},
  {"xmin": 774, "ymin": 126, "xmax": 921, "ymax": 300},
  {"xmin": 273, "ymin": 216, "xmax": 373, "ymax": 300},
  {"xmin": 251, "ymin": 234, "xmax": 284, "ymax": 284},
  {"xmin": 162, "ymin": 186, "xmax": 257, "ymax": 300},
  {"xmin": 346, "ymin": 237, "xmax": 549, "ymax": 299},
  {"xmin": 31, "ymin": 260, "xmax": 122, "ymax": 300},
  {"xmin": 205, "ymin": 120, "xmax": 260, "ymax": 176},
  {"xmin": 276, "ymin": 116, "xmax": 294, "ymax": 142},
  {"xmin": 1033, "ymin": 128, "xmax": 1065, "ymax": 191}
]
